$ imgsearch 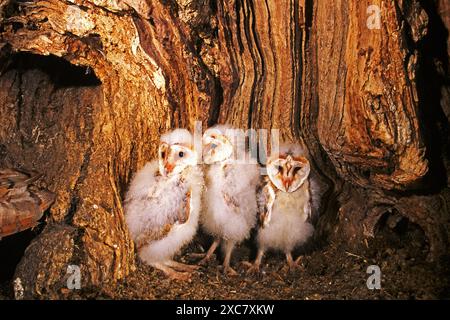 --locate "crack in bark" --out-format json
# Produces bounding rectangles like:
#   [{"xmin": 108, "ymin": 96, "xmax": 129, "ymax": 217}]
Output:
[
  {"xmin": 15, "ymin": 68, "xmax": 24, "ymax": 149},
  {"xmin": 63, "ymin": 109, "xmax": 94, "ymax": 224}
]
